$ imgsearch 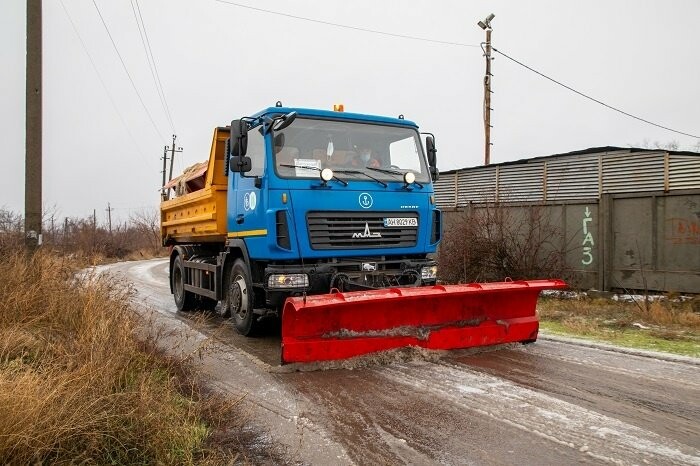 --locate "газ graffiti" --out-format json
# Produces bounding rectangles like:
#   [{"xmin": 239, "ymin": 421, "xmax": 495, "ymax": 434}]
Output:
[{"xmin": 582, "ymin": 206, "xmax": 595, "ymax": 265}]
